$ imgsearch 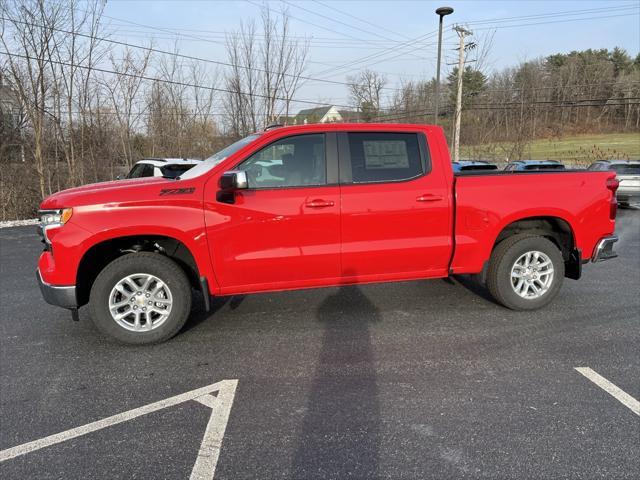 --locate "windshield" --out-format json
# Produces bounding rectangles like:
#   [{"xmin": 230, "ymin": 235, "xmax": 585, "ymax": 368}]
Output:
[
  {"xmin": 179, "ymin": 134, "xmax": 261, "ymax": 179},
  {"xmin": 524, "ymin": 163, "xmax": 565, "ymax": 170},
  {"xmin": 611, "ymin": 164, "xmax": 640, "ymax": 175}
]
